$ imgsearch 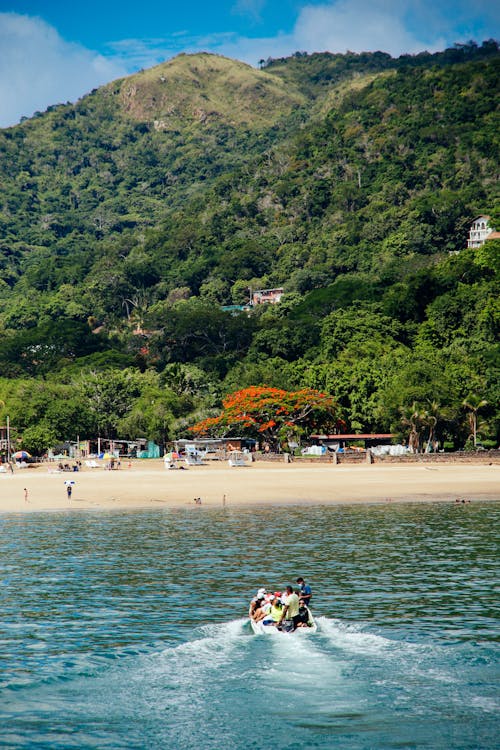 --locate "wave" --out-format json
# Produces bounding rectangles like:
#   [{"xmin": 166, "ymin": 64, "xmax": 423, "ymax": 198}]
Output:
[
  {"xmin": 316, "ymin": 616, "xmax": 427, "ymax": 656},
  {"xmin": 315, "ymin": 615, "xmax": 499, "ymax": 717},
  {"xmin": 2, "ymin": 617, "xmax": 496, "ymax": 749}
]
